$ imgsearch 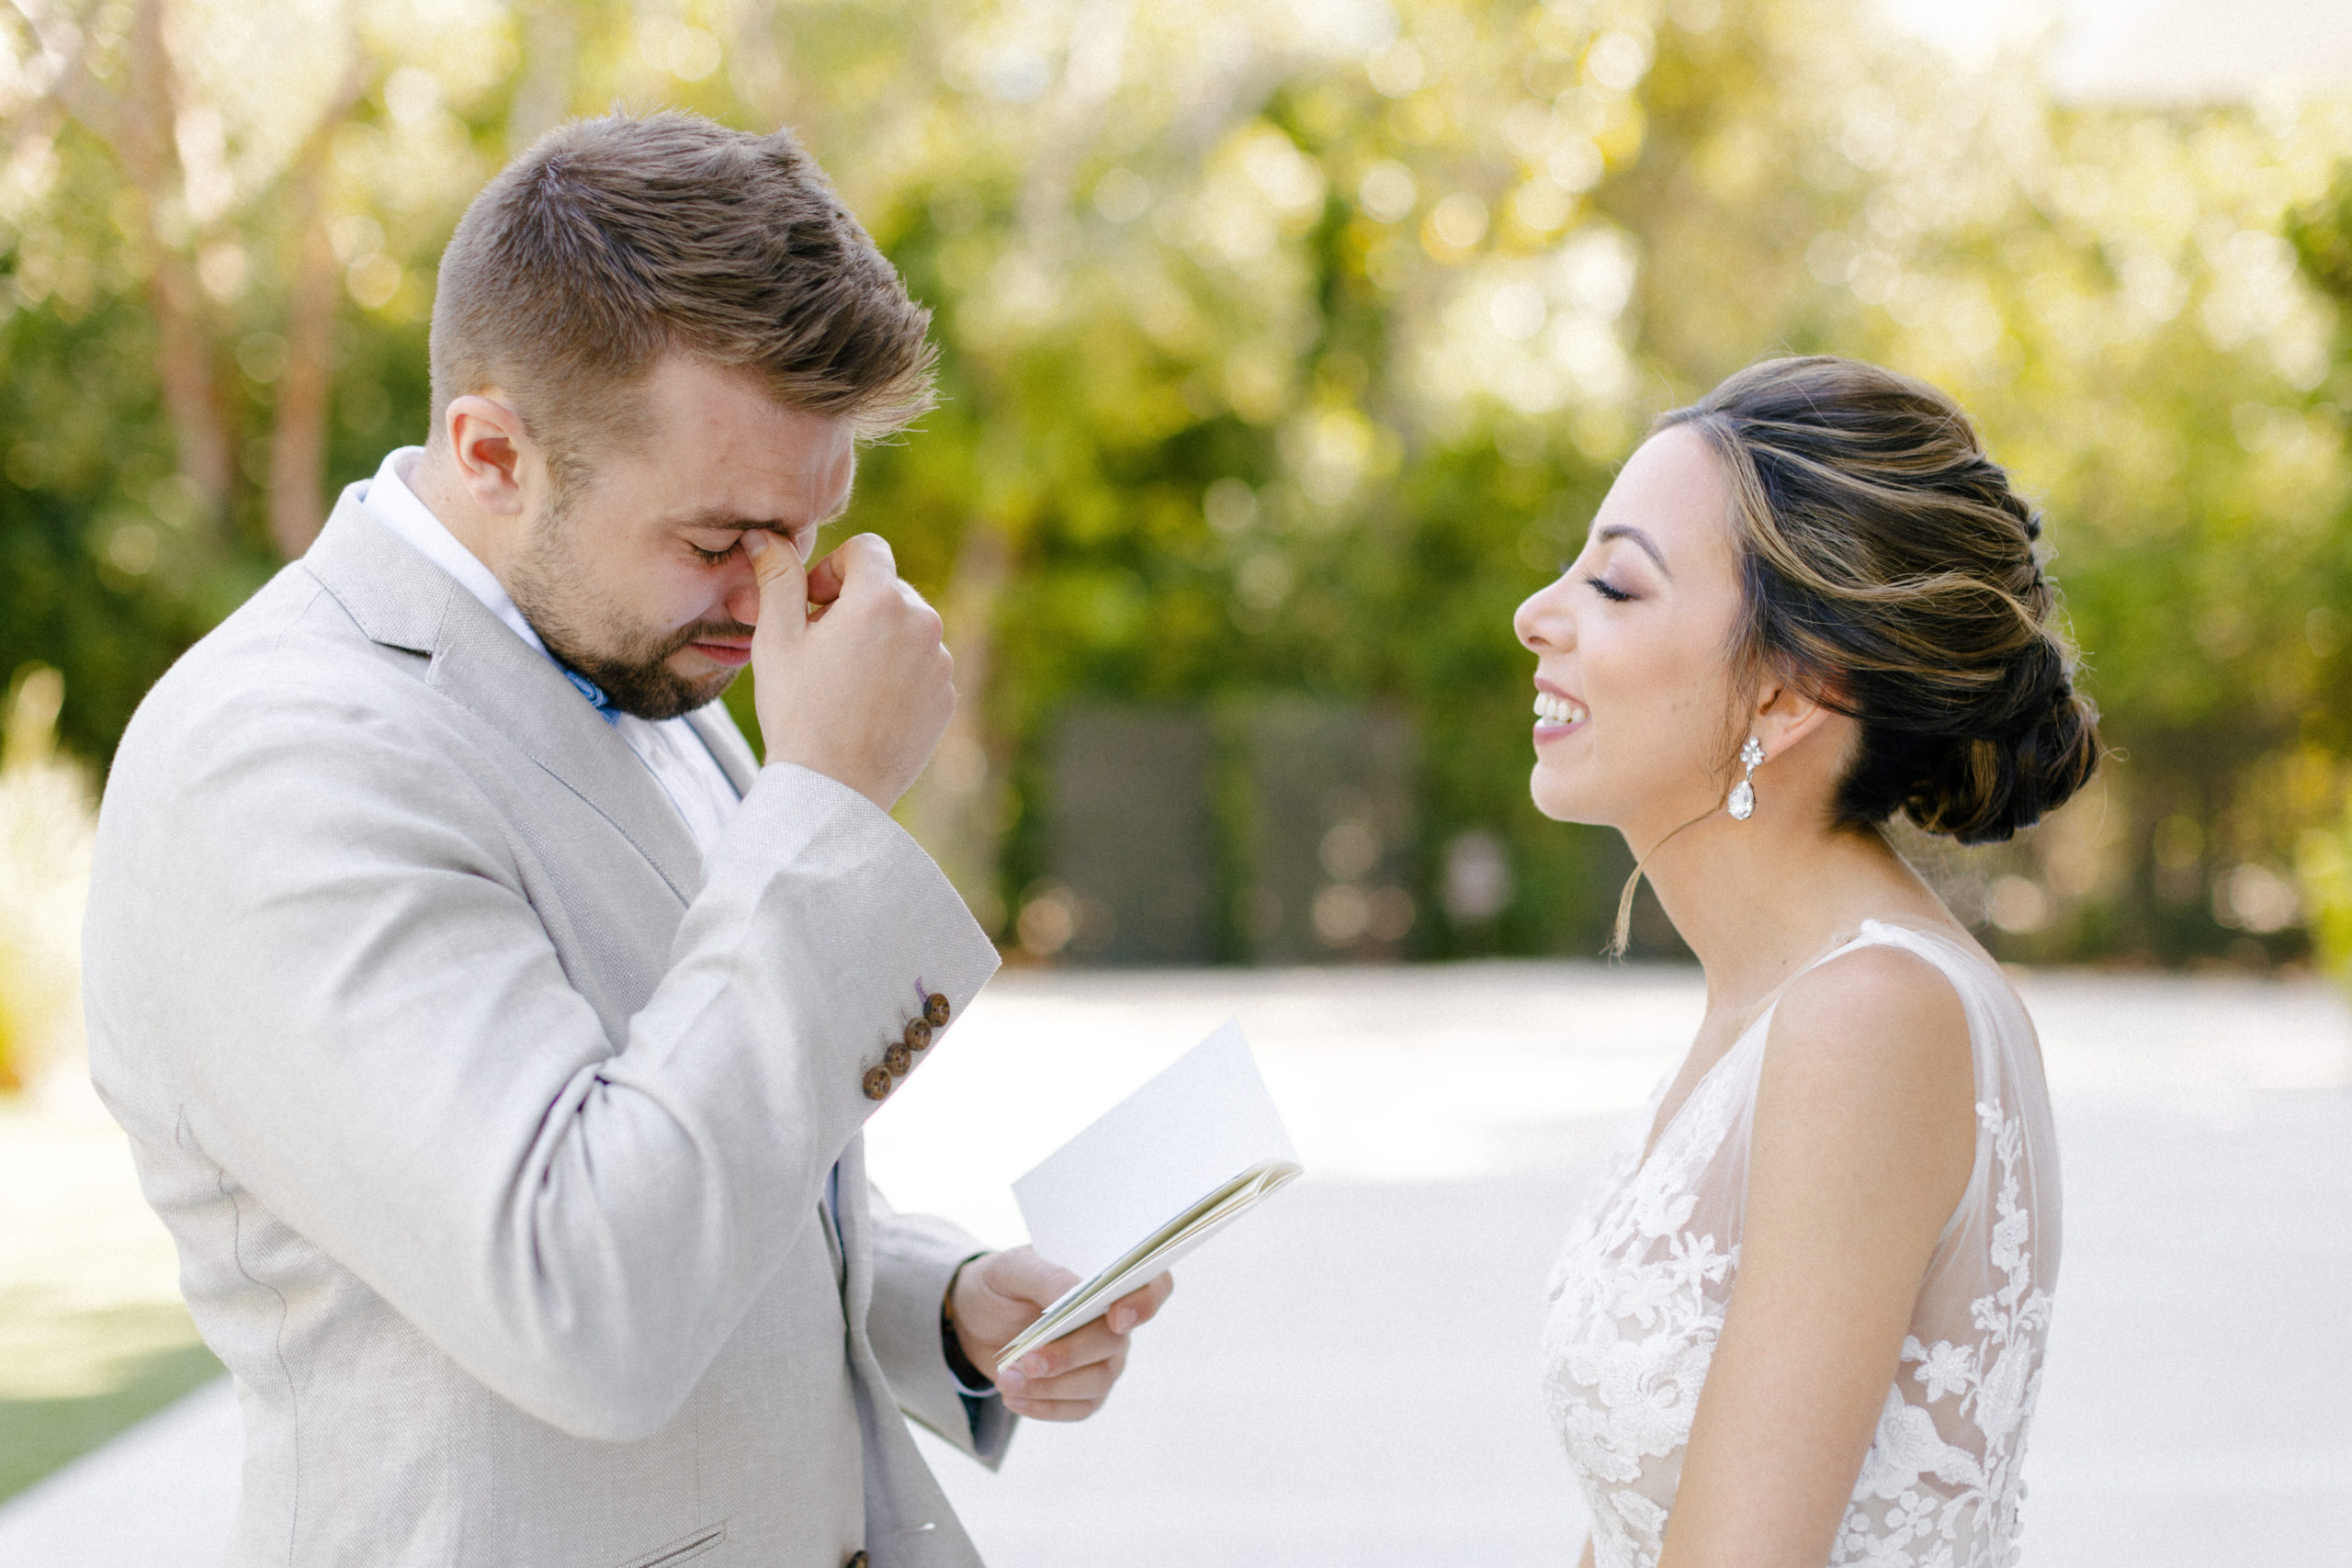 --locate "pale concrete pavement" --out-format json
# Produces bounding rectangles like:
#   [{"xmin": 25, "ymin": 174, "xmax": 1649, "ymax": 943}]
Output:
[{"xmin": 4, "ymin": 962, "xmax": 2347, "ymax": 1564}]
